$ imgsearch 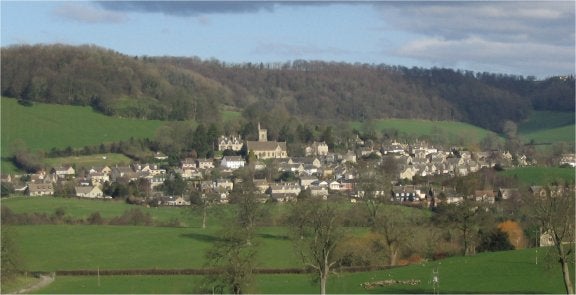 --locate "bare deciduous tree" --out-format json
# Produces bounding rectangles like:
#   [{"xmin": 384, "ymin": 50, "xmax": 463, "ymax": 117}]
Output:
[
  {"xmin": 528, "ymin": 184, "xmax": 575, "ymax": 294},
  {"xmin": 290, "ymin": 199, "xmax": 343, "ymax": 295}
]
